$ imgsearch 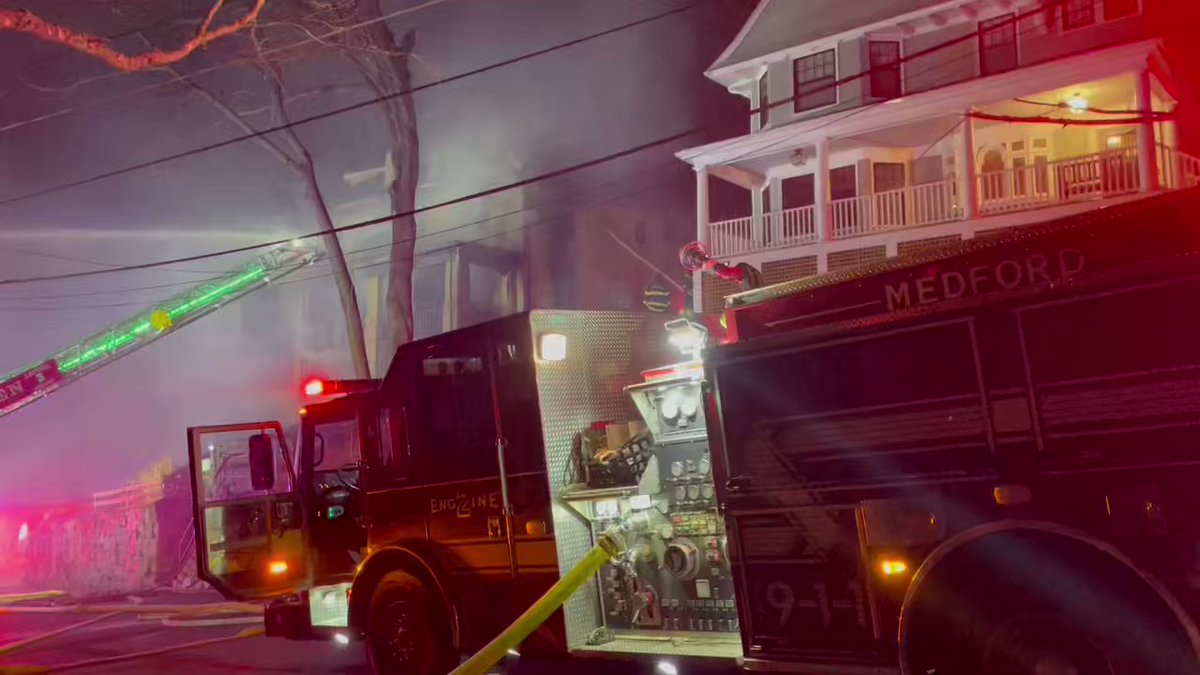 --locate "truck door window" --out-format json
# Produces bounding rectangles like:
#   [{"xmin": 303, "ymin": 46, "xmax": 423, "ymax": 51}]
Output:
[
  {"xmin": 201, "ymin": 428, "xmax": 292, "ymax": 502},
  {"xmin": 416, "ymin": 354, "xmax": 495, "ymax": 481},
  {"xmin": 313, "ymin": 419, "xmax": 360, "ymax": 471},
  {"xmin": 377, "ymin": 405, "xmax": 410, "ymax": 478}
]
